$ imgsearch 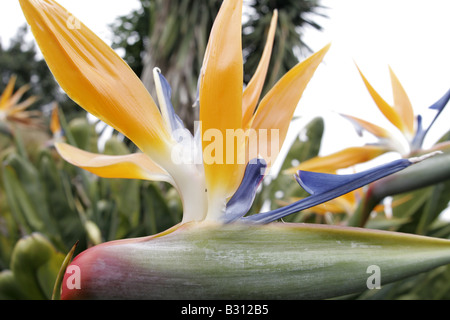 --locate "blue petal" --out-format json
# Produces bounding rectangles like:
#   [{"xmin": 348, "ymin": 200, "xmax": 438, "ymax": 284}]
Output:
[
  {"xmin": 157, "ymin": 72, "xmax": 186, "ymax": 135},
  {"xmin": 429, "ymin": 88, "xmax": 450, "ymax": 113},
  {"xmin": 411, "ymin": 89, "xmax": 450, "ymax": 150},
  {"xmin": 339, "ymin": 114, "xmax": 364, "ymax": 137},
  {"xmin": 294, "ymin": 161, "xmax": 408, "ymax": 195},
  {"xmin": 242, "ymin": 158, "xmax": 413, "ymax": 224},
  {"xmin": 410, "ymin": 114, "xmax": 424, "ymax": 150},
  {"xmin": 223, "ymin": 159, "xmax": 267, "ymax": 223},
  {"xmin": 192, "ymin": 73, "xmax": 201, "ymax": 109}
]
